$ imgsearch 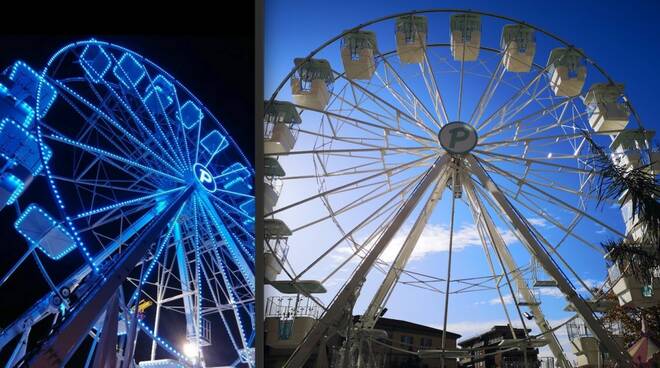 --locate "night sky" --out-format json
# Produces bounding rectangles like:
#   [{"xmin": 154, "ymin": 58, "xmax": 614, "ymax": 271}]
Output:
[{"xmin": 0, "ymin": 14, "xmax": 255, "ymax": 368}]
